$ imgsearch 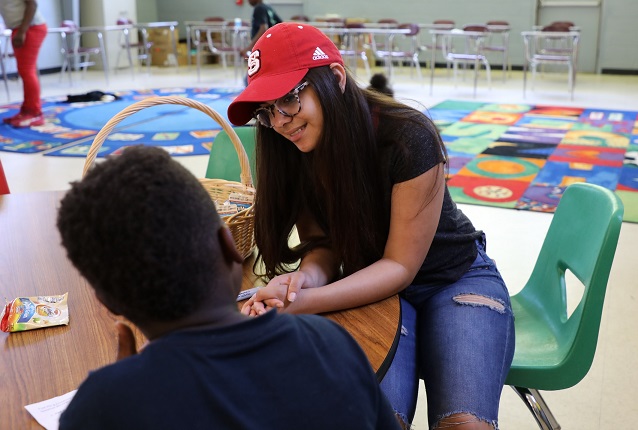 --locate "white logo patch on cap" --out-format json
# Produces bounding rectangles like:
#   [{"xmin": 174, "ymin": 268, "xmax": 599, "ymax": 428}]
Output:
[
  {"xmin": 312, "ymin": 47, "xmax": 329, "ymax": 61},
  {"xmin": 247, "ymin": 50, "xmax": 261, "ymax": 76}
]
